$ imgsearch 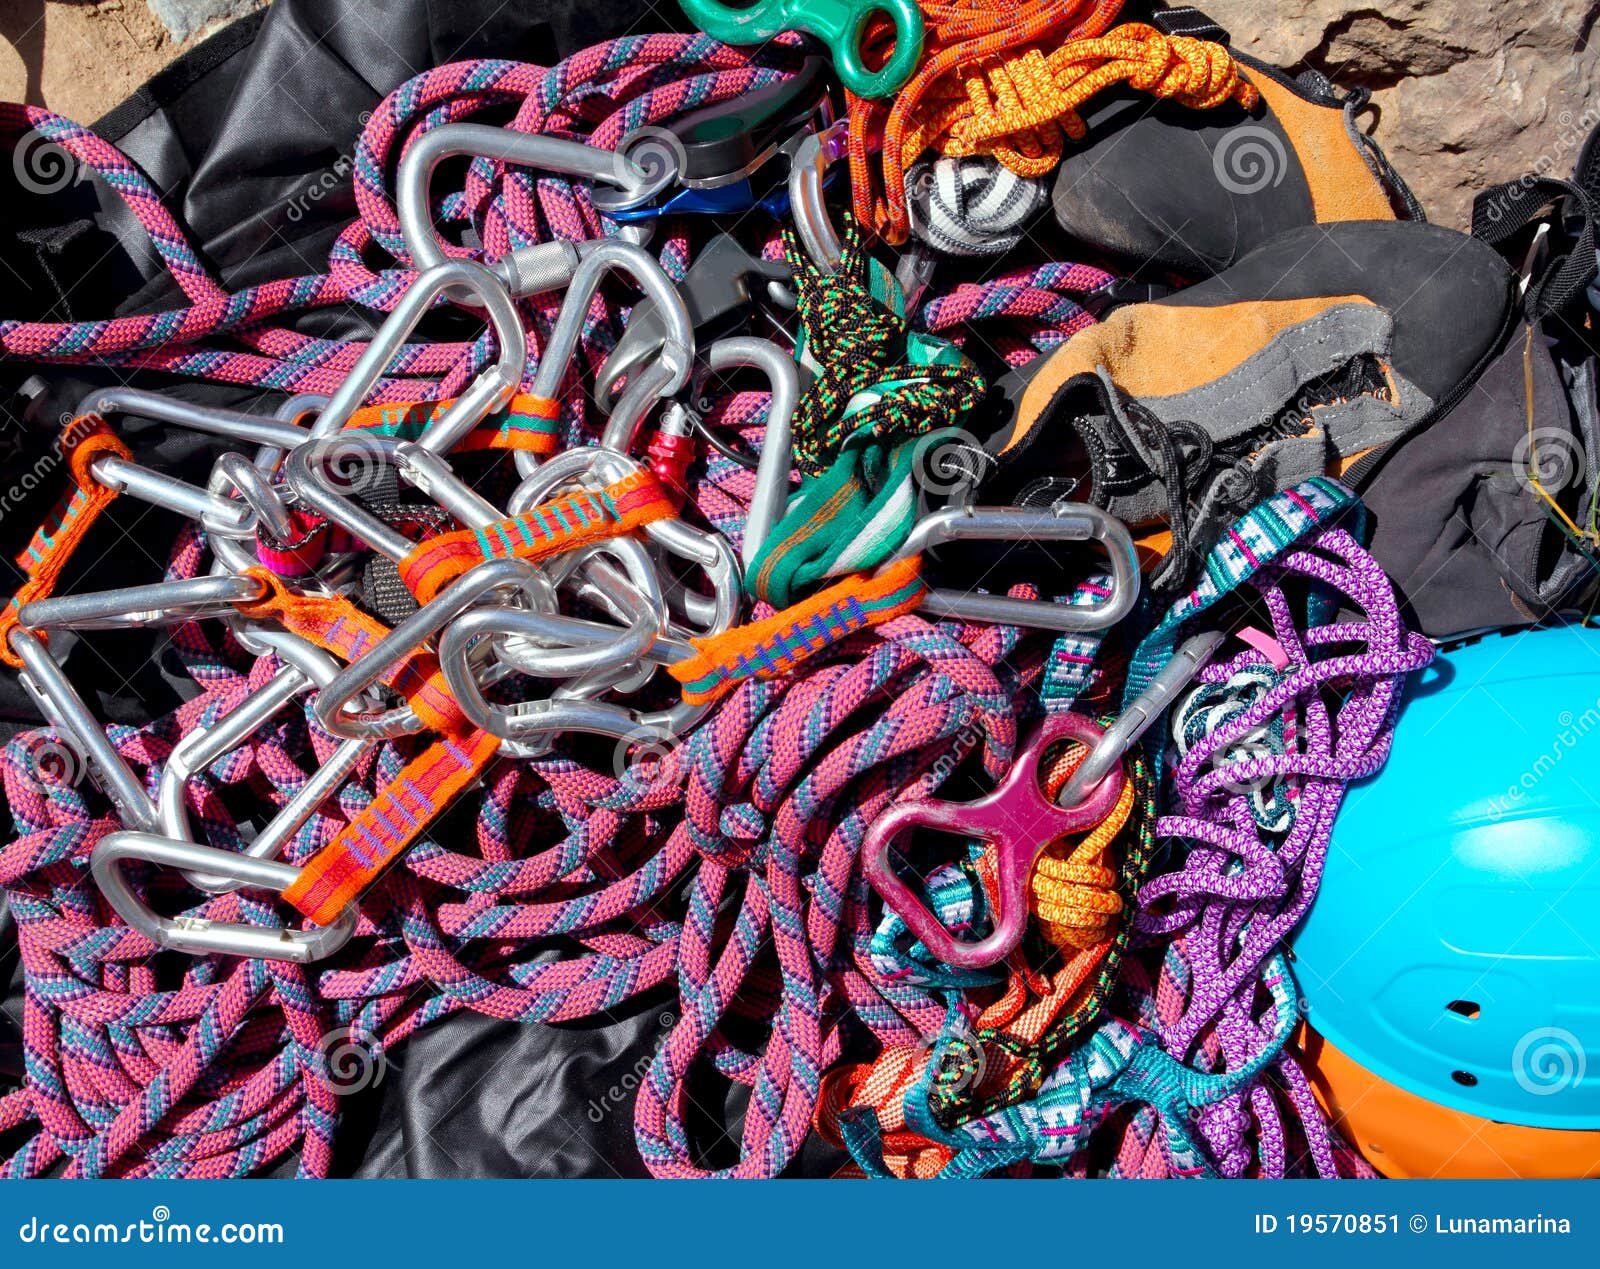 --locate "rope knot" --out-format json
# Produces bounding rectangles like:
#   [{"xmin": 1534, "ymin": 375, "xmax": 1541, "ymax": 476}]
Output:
[
  {"xmin": 1029, "ymin": 747, "xmax": 1134, "ymax": 949},
  {"xmin": 939, "ymin": 23, "xmax": 1258, "ymax": 180},
  {"xmin": 782, "ymin": 213, "xmax": 986, "ymax": 476}
]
